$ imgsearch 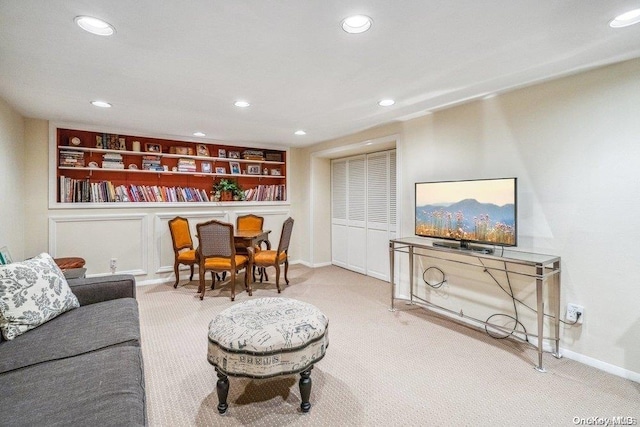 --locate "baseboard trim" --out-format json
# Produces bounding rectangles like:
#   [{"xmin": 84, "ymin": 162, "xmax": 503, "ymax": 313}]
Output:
[
  {"xmin": 394, "ymin": 293, "xmax": 640, "ymax": 384},
  {"xmin": 137, "ymin": 277, "xmax": 173, "ymax": 287},
  {"xmin": 290, "ymin": 259, "xmax": 332, "ymax": 268},
  {"xmin": 561, "ymin": 348, "xmax": 640, "ymax": 383}
]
